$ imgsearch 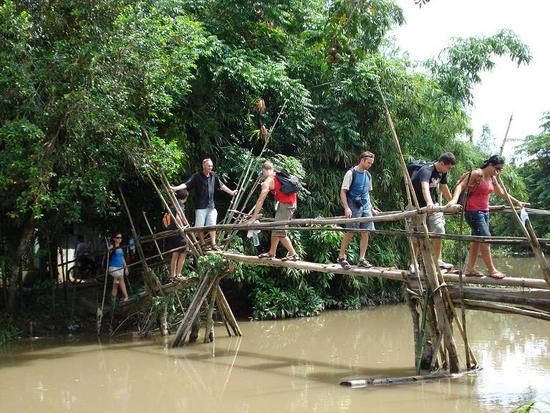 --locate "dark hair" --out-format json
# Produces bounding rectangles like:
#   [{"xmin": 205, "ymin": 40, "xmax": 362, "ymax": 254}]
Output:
[
  {"xmin": 176, "ymin": 189, "xmax": 188, "ymax": 200},
  {"xmin": 438, "ymin": 152, "xmax": 456, "ymax": 165},
  {"xmin": 480, "ymin": 155, "xmax": 505, "ymax": 169}
]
